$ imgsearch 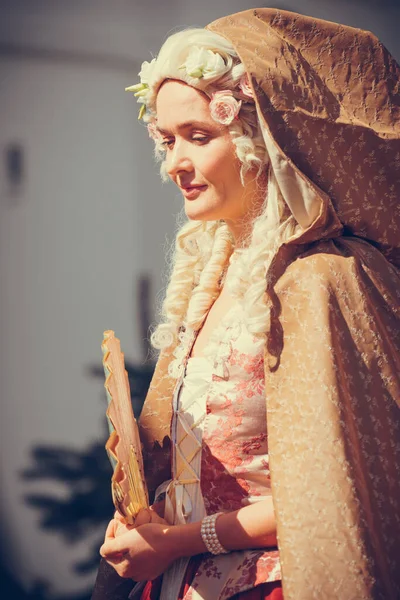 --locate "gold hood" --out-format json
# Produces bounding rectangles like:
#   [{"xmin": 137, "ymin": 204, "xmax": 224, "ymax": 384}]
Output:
[{"xmin": 207, "ymin": 8, "xmax": 400, "ymax": 266}]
